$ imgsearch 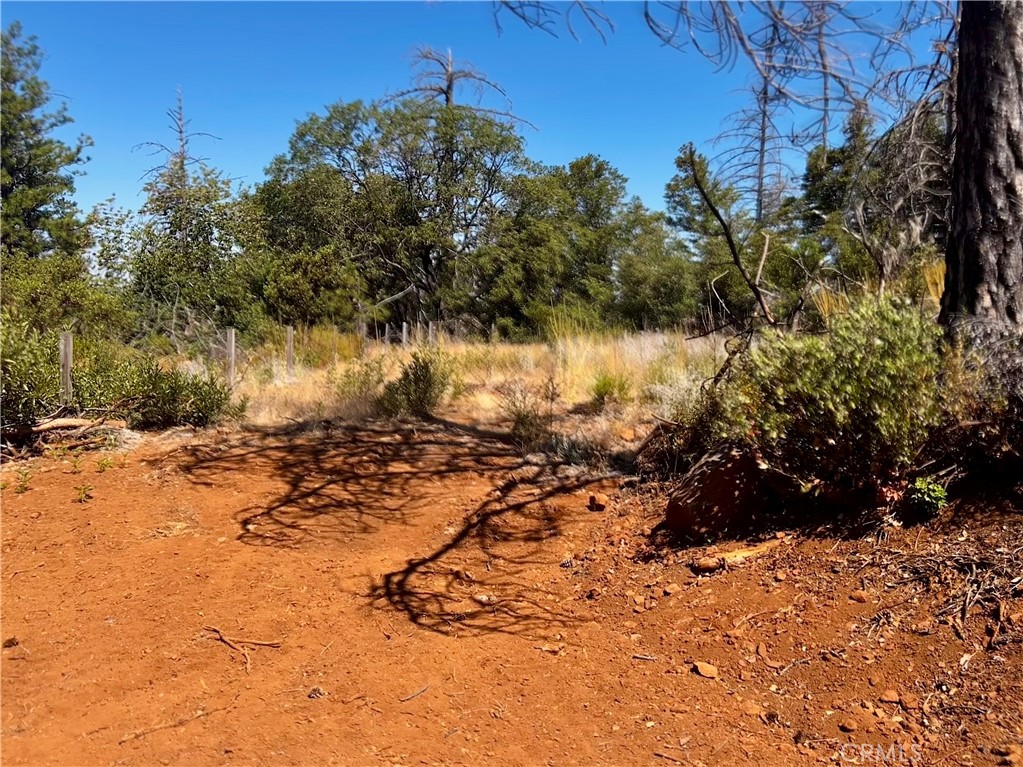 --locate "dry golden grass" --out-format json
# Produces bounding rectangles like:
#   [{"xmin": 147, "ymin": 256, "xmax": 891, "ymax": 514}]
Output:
[{"xmin": 233, "ymin": 329, "xmax": 727, "ymax": 432}]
